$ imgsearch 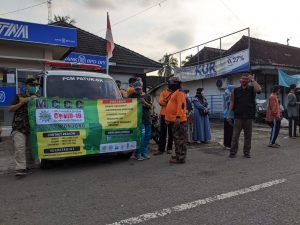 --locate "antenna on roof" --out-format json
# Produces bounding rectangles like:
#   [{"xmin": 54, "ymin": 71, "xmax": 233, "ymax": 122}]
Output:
[
  {"xmin": 287, "ymin": 37, "xmax": 291, "ymax": 46},
  {"xmin": 47, "ymin": 0, "xmax": 52, "ymax": 24}
]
